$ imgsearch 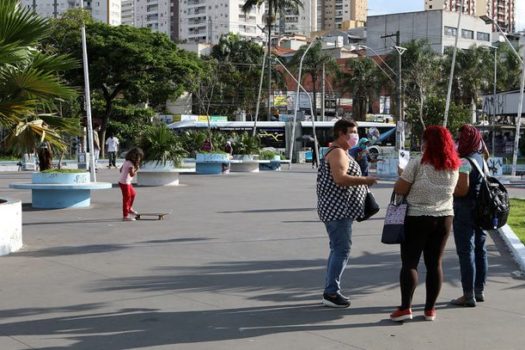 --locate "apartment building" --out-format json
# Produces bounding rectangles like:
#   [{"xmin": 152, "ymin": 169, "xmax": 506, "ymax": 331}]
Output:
[
  {"xmin": 134, "ymin": 0, "xmax": 171, "ymax": 35},
  {"xmin": 177, "ymin": 0, "xmax": 265, "ymax": 45},
  {"xmin": 121, "ymin": 0, "xmax": 134, "ymax": 25},
  {"xmin": 278, "ymin": 0, "xmax": 317, "ymax": 36},
  {"xmin": 318, "ymin": 0, "xmax": 367, "ymax": 31},
  {"xmin": 367, "ymin": 10, "xmax": 492, "ymax": 55},
  {"xmin": 19, "ymin": 0, "xmax": 121, "ymax": 25},
  {"xmin": 425, "ymin": 0, "xmax": 515, "ymax": 33}
]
